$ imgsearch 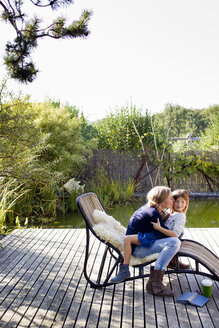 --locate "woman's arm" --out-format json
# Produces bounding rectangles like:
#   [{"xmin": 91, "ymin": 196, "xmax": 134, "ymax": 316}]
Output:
[{"xmin": 151, "ymin": 219, "xmax": 177, "ymax": 237}]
